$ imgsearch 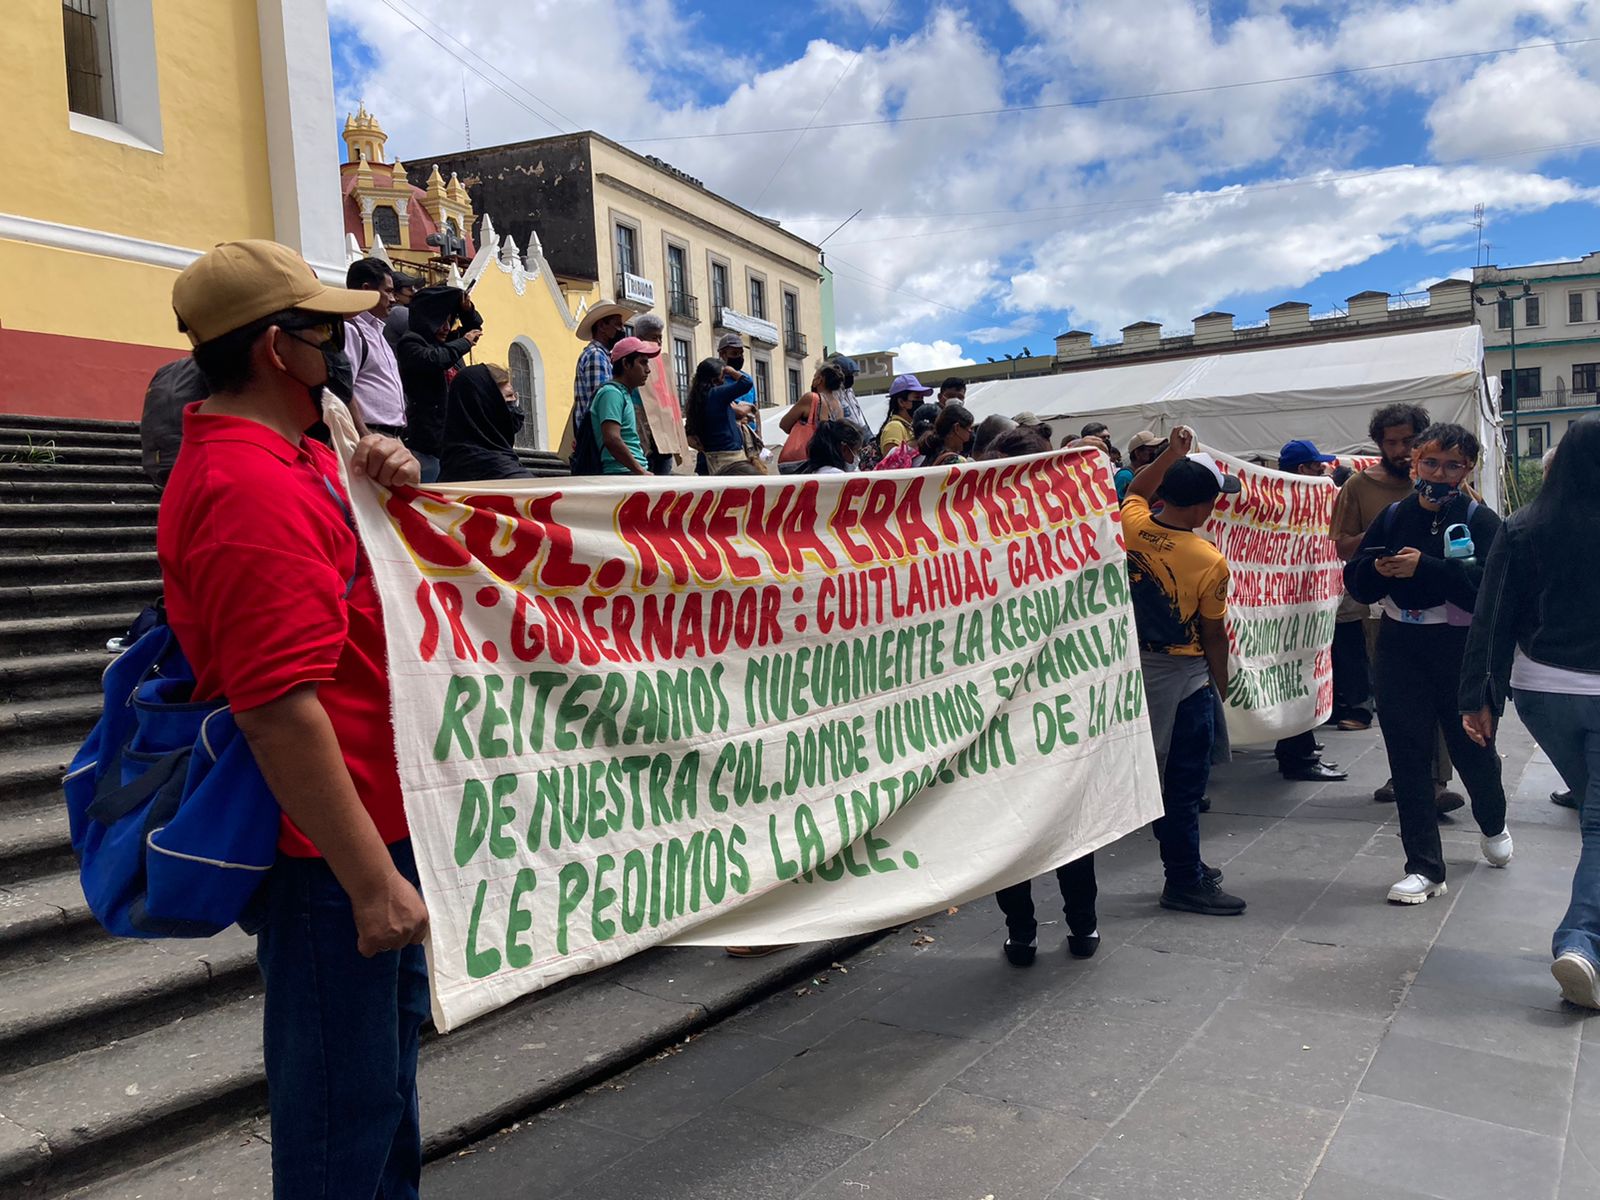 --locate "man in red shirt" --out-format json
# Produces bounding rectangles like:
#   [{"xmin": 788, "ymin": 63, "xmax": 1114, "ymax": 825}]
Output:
[{"xmin": 162, "ymin": 240, "xmax": 429, "ymax": 1198}]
